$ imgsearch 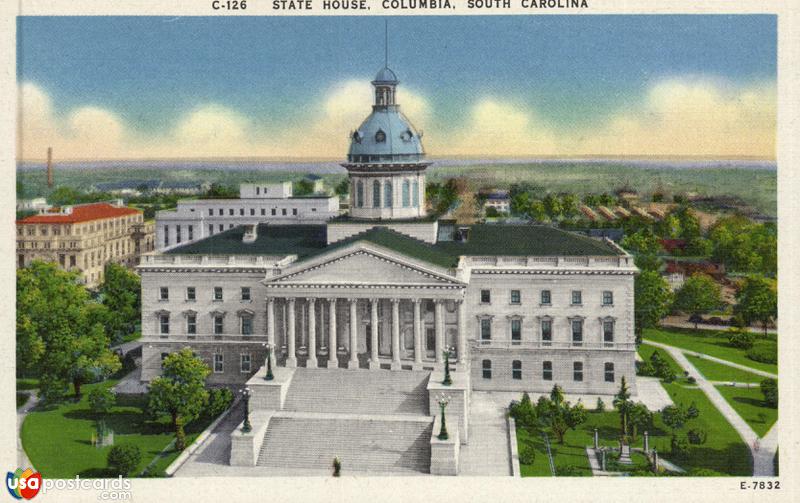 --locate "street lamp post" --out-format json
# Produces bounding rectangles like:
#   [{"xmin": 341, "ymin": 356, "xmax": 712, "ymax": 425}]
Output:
[
  {"xmin": 442, "ymin": 347, "xmax": 453, "ymax": 386},
  {"xmin": 241, "ymin": 387, "xmax": 252, "ymax": 433},
  {"xmin": 437, "ymin": 394, "xmax": 450, "ymax": 441},
  {"xmin": 264, "ymin": 343, "xmax": 274, "ymax": 381}
]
